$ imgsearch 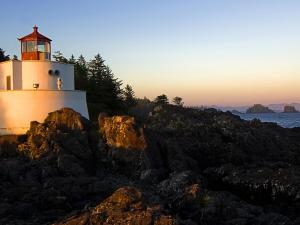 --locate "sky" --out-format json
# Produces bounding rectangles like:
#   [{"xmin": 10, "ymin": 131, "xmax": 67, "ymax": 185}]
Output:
[{"xmin": 1, "ymin": 0, "xmax": 300, "ymax": 106}]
